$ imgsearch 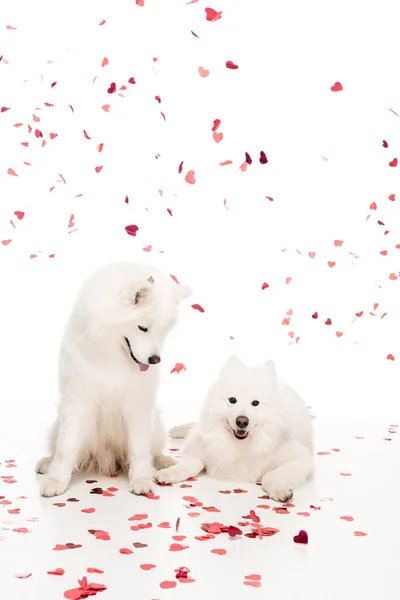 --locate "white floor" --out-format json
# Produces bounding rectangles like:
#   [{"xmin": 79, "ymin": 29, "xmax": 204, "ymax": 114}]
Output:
[{"xmin": 1, "ymin": 414, "xmax": 399, "ymax": 599}]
